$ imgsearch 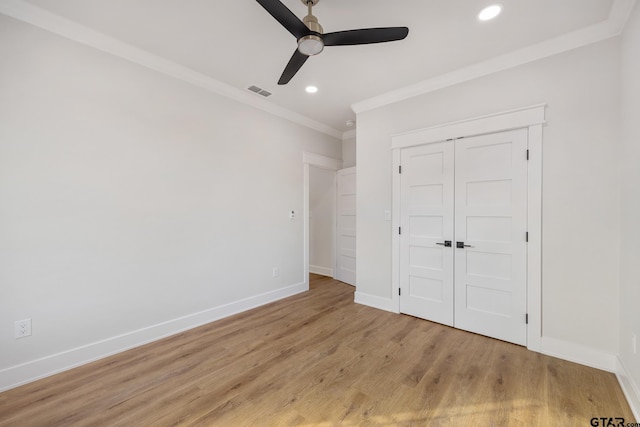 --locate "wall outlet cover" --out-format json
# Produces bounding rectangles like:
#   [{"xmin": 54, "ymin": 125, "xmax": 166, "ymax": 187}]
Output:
[{"xmin": 15, "ymin": 319, "xmax": 32, "ymax": 338}]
